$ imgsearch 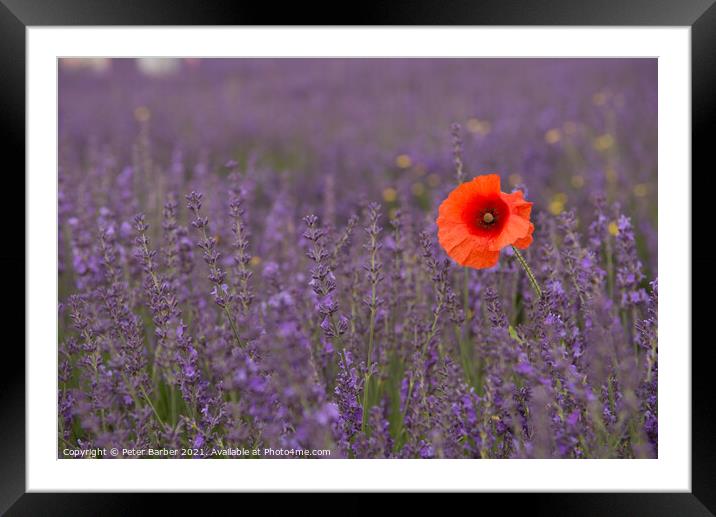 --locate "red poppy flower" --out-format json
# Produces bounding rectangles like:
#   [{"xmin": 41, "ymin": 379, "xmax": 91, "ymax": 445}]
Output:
[{"xmin": 436, "ymin": 174, "xmax": 534, "ymax": 269}]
